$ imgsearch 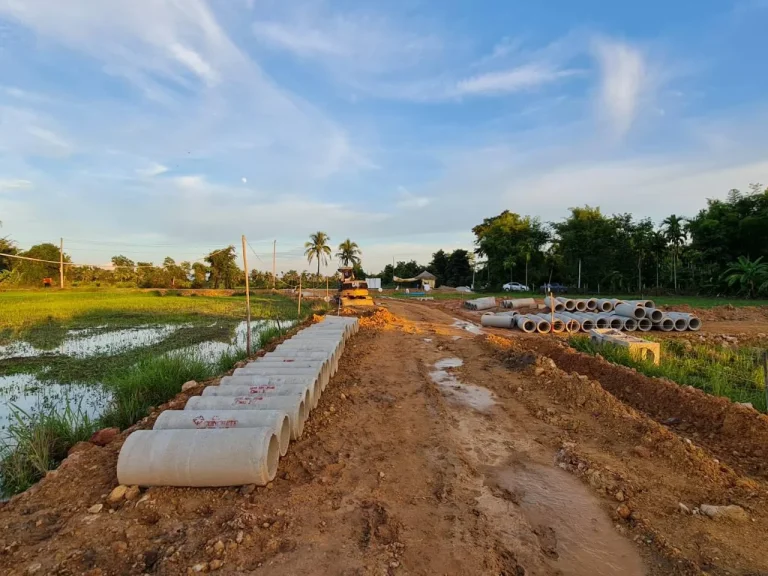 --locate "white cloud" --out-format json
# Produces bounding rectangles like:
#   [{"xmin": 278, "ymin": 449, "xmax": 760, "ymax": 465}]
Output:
[
  {"xmin": 172, "ymin": 175, "xmax": 206, "ymax": 190},
  {"xmin": 169, "ymin": 43, "xmax": 219, "ymax": 85},
  {"xmin": 0, "ymin": 179, "xmax": 33, "ymax": 191},
  {"xmin": 136, "ymin": 163, "xmax": 169, "ymax": 177},
  {"xmin": 252, "ymin": 21, "xmax": 344, "ymax": 56},
  {"xmin": 593, "ymin": 38, "xmax": 648, "ymax": 137},
  {"xmin": 396, "ymin": 186, "xmax": 431, "ymax": 209},
  {"xmin": 26, "ymin": 126, "xmax": 73, "ymax": 154},
  {"xmin": 456, "ymin": 64, "xmax": 578, "ymax": 96}
]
